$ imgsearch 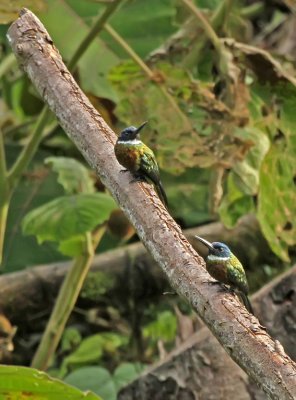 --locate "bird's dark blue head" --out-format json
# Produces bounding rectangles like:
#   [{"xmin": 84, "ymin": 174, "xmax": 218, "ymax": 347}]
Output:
[
  {"xmin": 195, "ymin": 236, "xmax": 232, "ymax": 258},
  {"xmin": 118, "ymin": 121, "xmax": 147, "ymax": 141}
]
